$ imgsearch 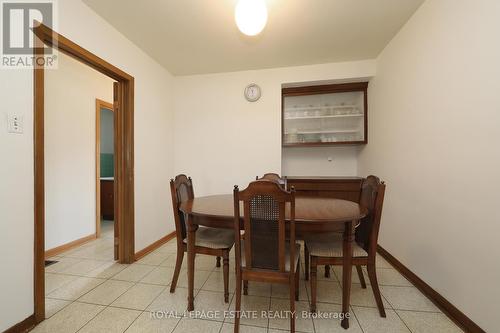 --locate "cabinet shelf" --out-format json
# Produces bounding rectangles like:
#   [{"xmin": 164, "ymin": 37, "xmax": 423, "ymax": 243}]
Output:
[
  {"xmin": 285, "ymin": 105, "xmax": 358, "ymax": 112},
  {"xmin": 285, "ymin": 129, "xmax": 359, "ymax": 135},
  {"xmin": 285, "ymin": 114, "xmax": 363, "ymax": 120}
]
